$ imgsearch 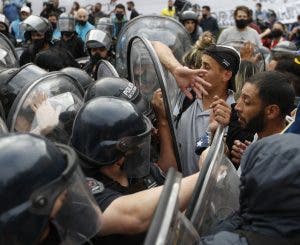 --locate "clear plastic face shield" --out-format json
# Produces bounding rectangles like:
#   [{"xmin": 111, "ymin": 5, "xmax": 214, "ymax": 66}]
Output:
[
  {"xmin": 115, "ymin": 15, "xmax": 191, "ymax": 77},
  {"xmin": 130, "ymin": 39, "xmax": 160, "ymax": 103},
  {"xmin": 95, "ymin": 18, "xmax": 113, "ymax": 37},
  {"xmin": 0, "ymin": 33, "xmax": 19, "ymax": 68},
  {"xmin": 58, "ymin": 17, "xmax": 75, "ymax": 32},
  {"xmin": 9, "ymin": 73, "xmax": 83, "ymax": 144},
  {"xmin": 0, "ymin": 116, "xmax": 8, "ymax": 134},
  {"xmin": 120, "ymin": 115, "xmax": 152, "ymax": 178},
  {"xmin": 86, "ymin": 30, "xmax": 112, "ymax": 50},
  {"xmin": 1, "ymin": 145, "xmax": 102, "ymax": 244},
  {"xmin": 20, "ymin": 15, "xmax": 50, "ymax": 34}
]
